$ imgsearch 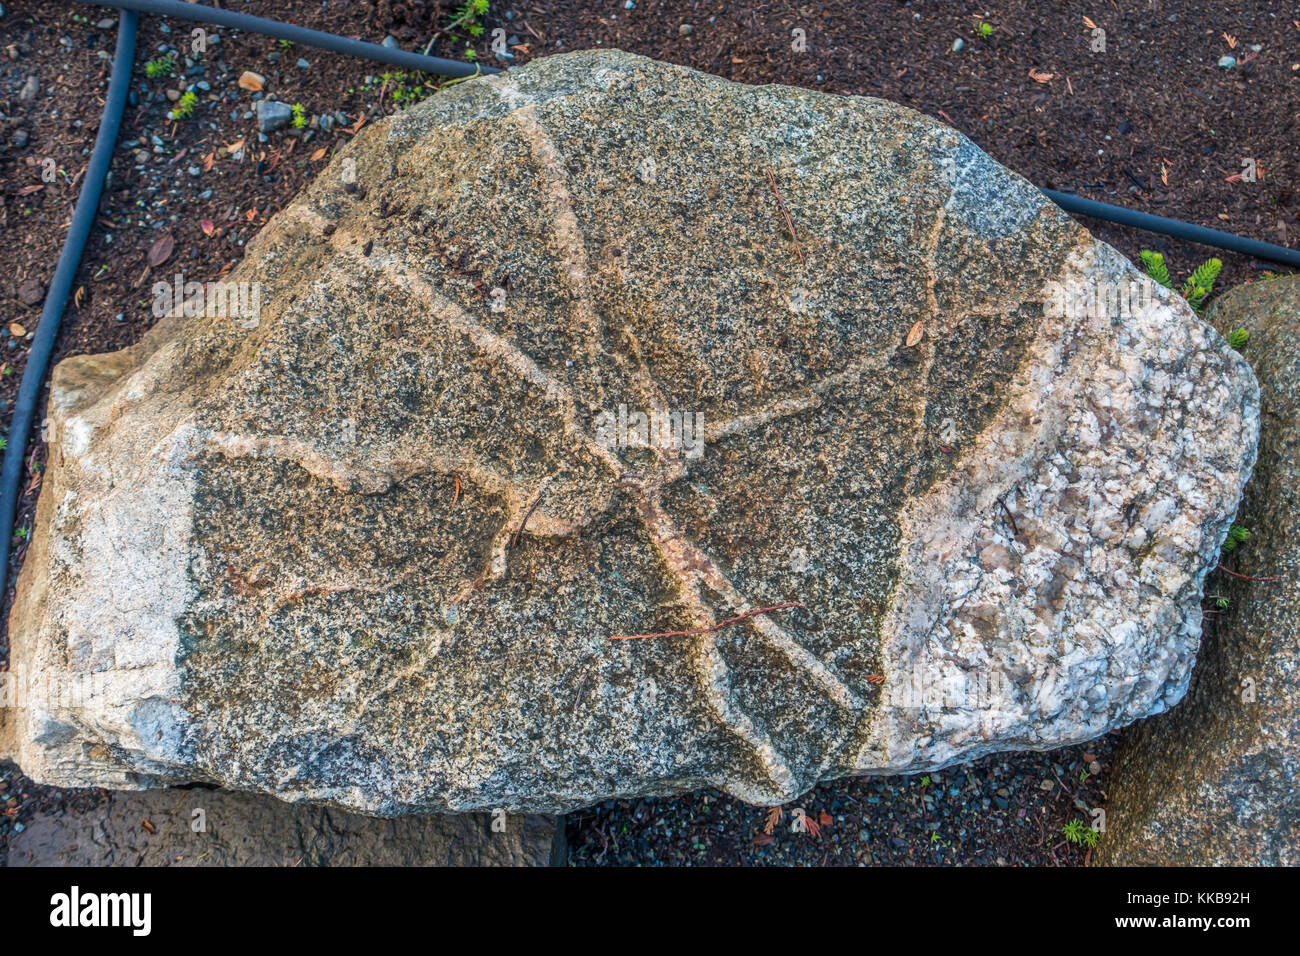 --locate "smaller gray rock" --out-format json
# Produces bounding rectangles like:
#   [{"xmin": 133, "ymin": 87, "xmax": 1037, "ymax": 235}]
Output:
[
  {"xmin": 296, "ymin": 58, "xmax": 310, "ymax": 69},
  {"xmin": 1218, "ymin": 55, "xmax": 1237, "ymax": 69},
  {"xmin": 679, "ymin": 24, "xmax": 693, "ymax": 36},
  {"xmin": 381, "ymin": 35, "xmax": 399, "ymax": 50},
  {"xmin": 256, "ymin": 99, "xmax": 293, "ymax": 132},
  {"xmin": 17, "ymin": 75, "xmax": 39, "ymax": 103},
  {"xmin": 9, "ymin": 128, "xmax": 27, "ymax": 148},
  {"xmin": 17, "ymin": 278, "xmax": 44, "ymax": 306},
  {"xmin": 952, "ymin": 37, "xmax": 965, "ymax": 52}
]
